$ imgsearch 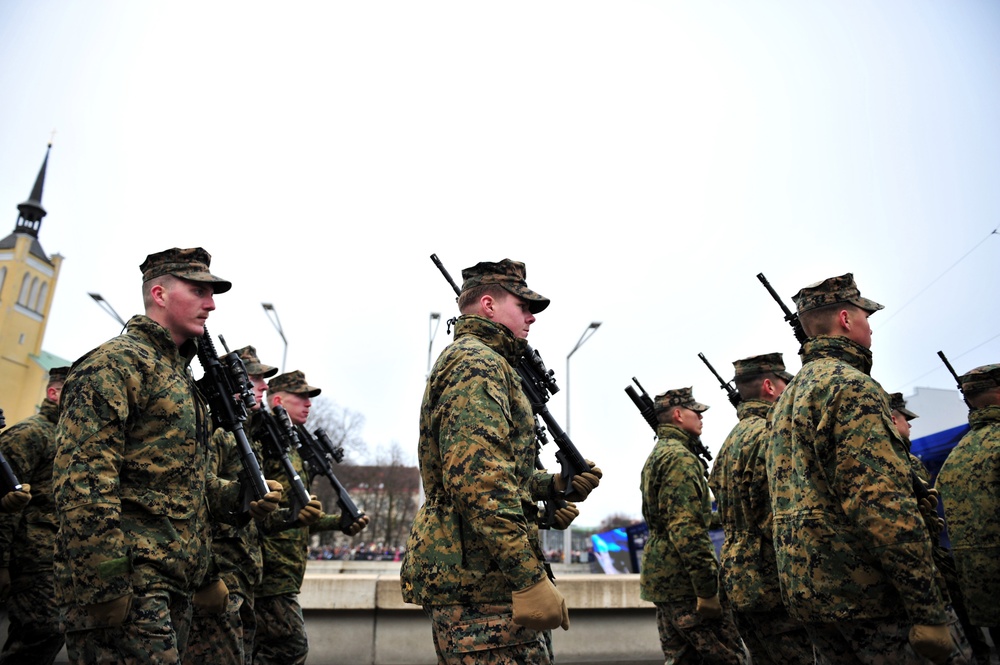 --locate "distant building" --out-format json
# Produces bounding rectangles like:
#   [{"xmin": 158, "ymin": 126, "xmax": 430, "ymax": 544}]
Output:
[{"xmin": 0, "ymin": 144, "xmax": 70, "ymax": 422}]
